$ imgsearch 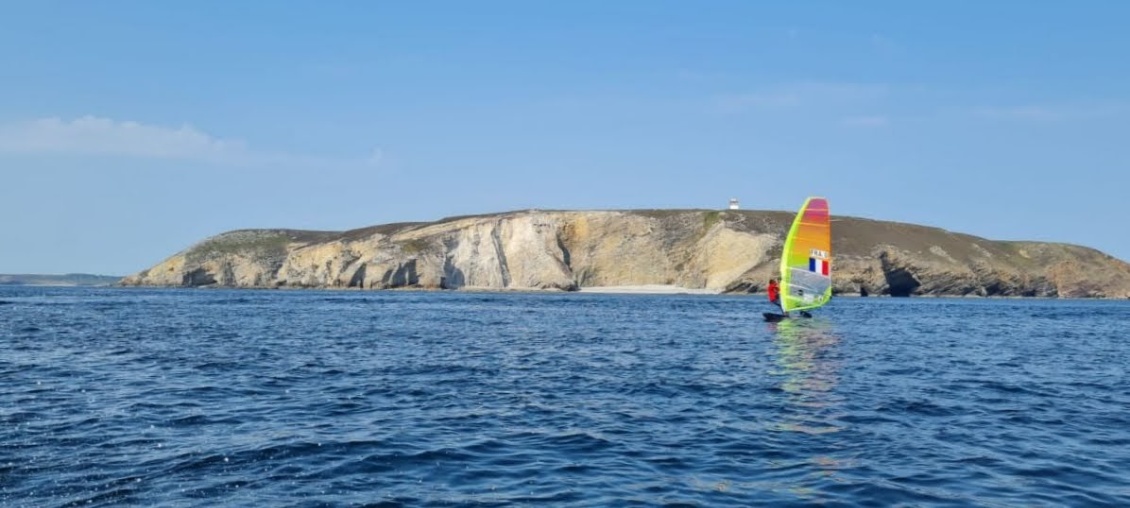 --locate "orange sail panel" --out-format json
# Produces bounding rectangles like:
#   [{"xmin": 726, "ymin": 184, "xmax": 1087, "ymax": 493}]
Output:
[{"xmin": 779, "ymin": 197, "xmax": 832, "ymax": 312}]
